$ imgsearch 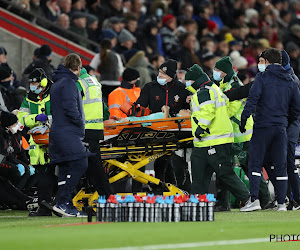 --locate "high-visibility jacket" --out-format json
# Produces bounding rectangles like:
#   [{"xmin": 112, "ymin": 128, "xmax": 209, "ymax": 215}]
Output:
[
  {"xmin": 190, "ymin": 81, "xmax": 234, "ymax": 148},
  {"xmin": 219, "ymin": 77, "xmax": 253, "ymax": 143},
  {"xmin": 108, "ymin": 82, "xmax": 141, "ymax": 119},
  {"xmin": 77, "ymin": 69, "xmax": 104, "ymax": 139},
  {"xmin": 18, "ymin": 92, "xmax": 51, "ymax": 165}
]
